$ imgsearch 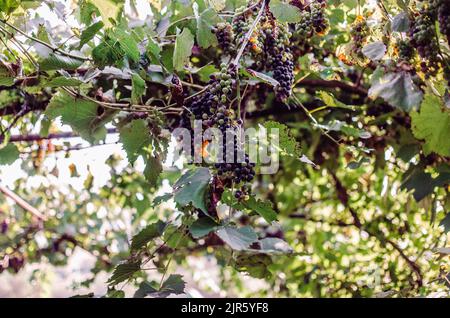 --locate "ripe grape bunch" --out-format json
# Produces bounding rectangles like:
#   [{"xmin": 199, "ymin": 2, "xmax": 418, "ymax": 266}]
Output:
[
  {"xmin": 350, "ymin": 16, "xmax": 369, "ymax": 60},
  {"xmin": 437, "ymin": 0, "xmax": 450, "ymax": 44},
  {"xmin": 212, "ymin": 22, "xmax": 236, "ymax": 55},
  {"xmin": 409, "ymin": 7, "xmax": 442, "ymax": 76},
  {"xmin": 310, "ymin": 0, "xmax": 329, "ymax": 34},
  {"xmin": 265, "ymin": 23, "xmax": 295, "ymax": 102},
  {"xmin": 181, "ymin": 63, "xmax": 255, "ymax": 201}
]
